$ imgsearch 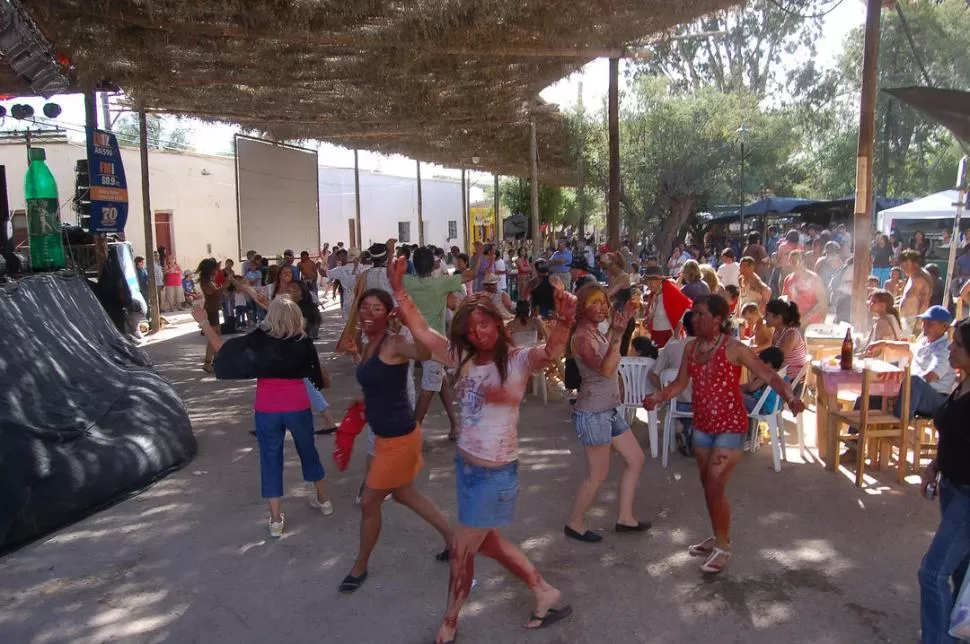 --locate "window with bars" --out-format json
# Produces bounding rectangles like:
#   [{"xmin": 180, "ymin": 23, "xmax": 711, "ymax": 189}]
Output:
[
  {"xmin": 398, "ymin": 221, "xmax": 411, "ymax": 243},
  {"xmin": 448, "ymin": 220, "xmax": 457, "ymax": 240}
]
